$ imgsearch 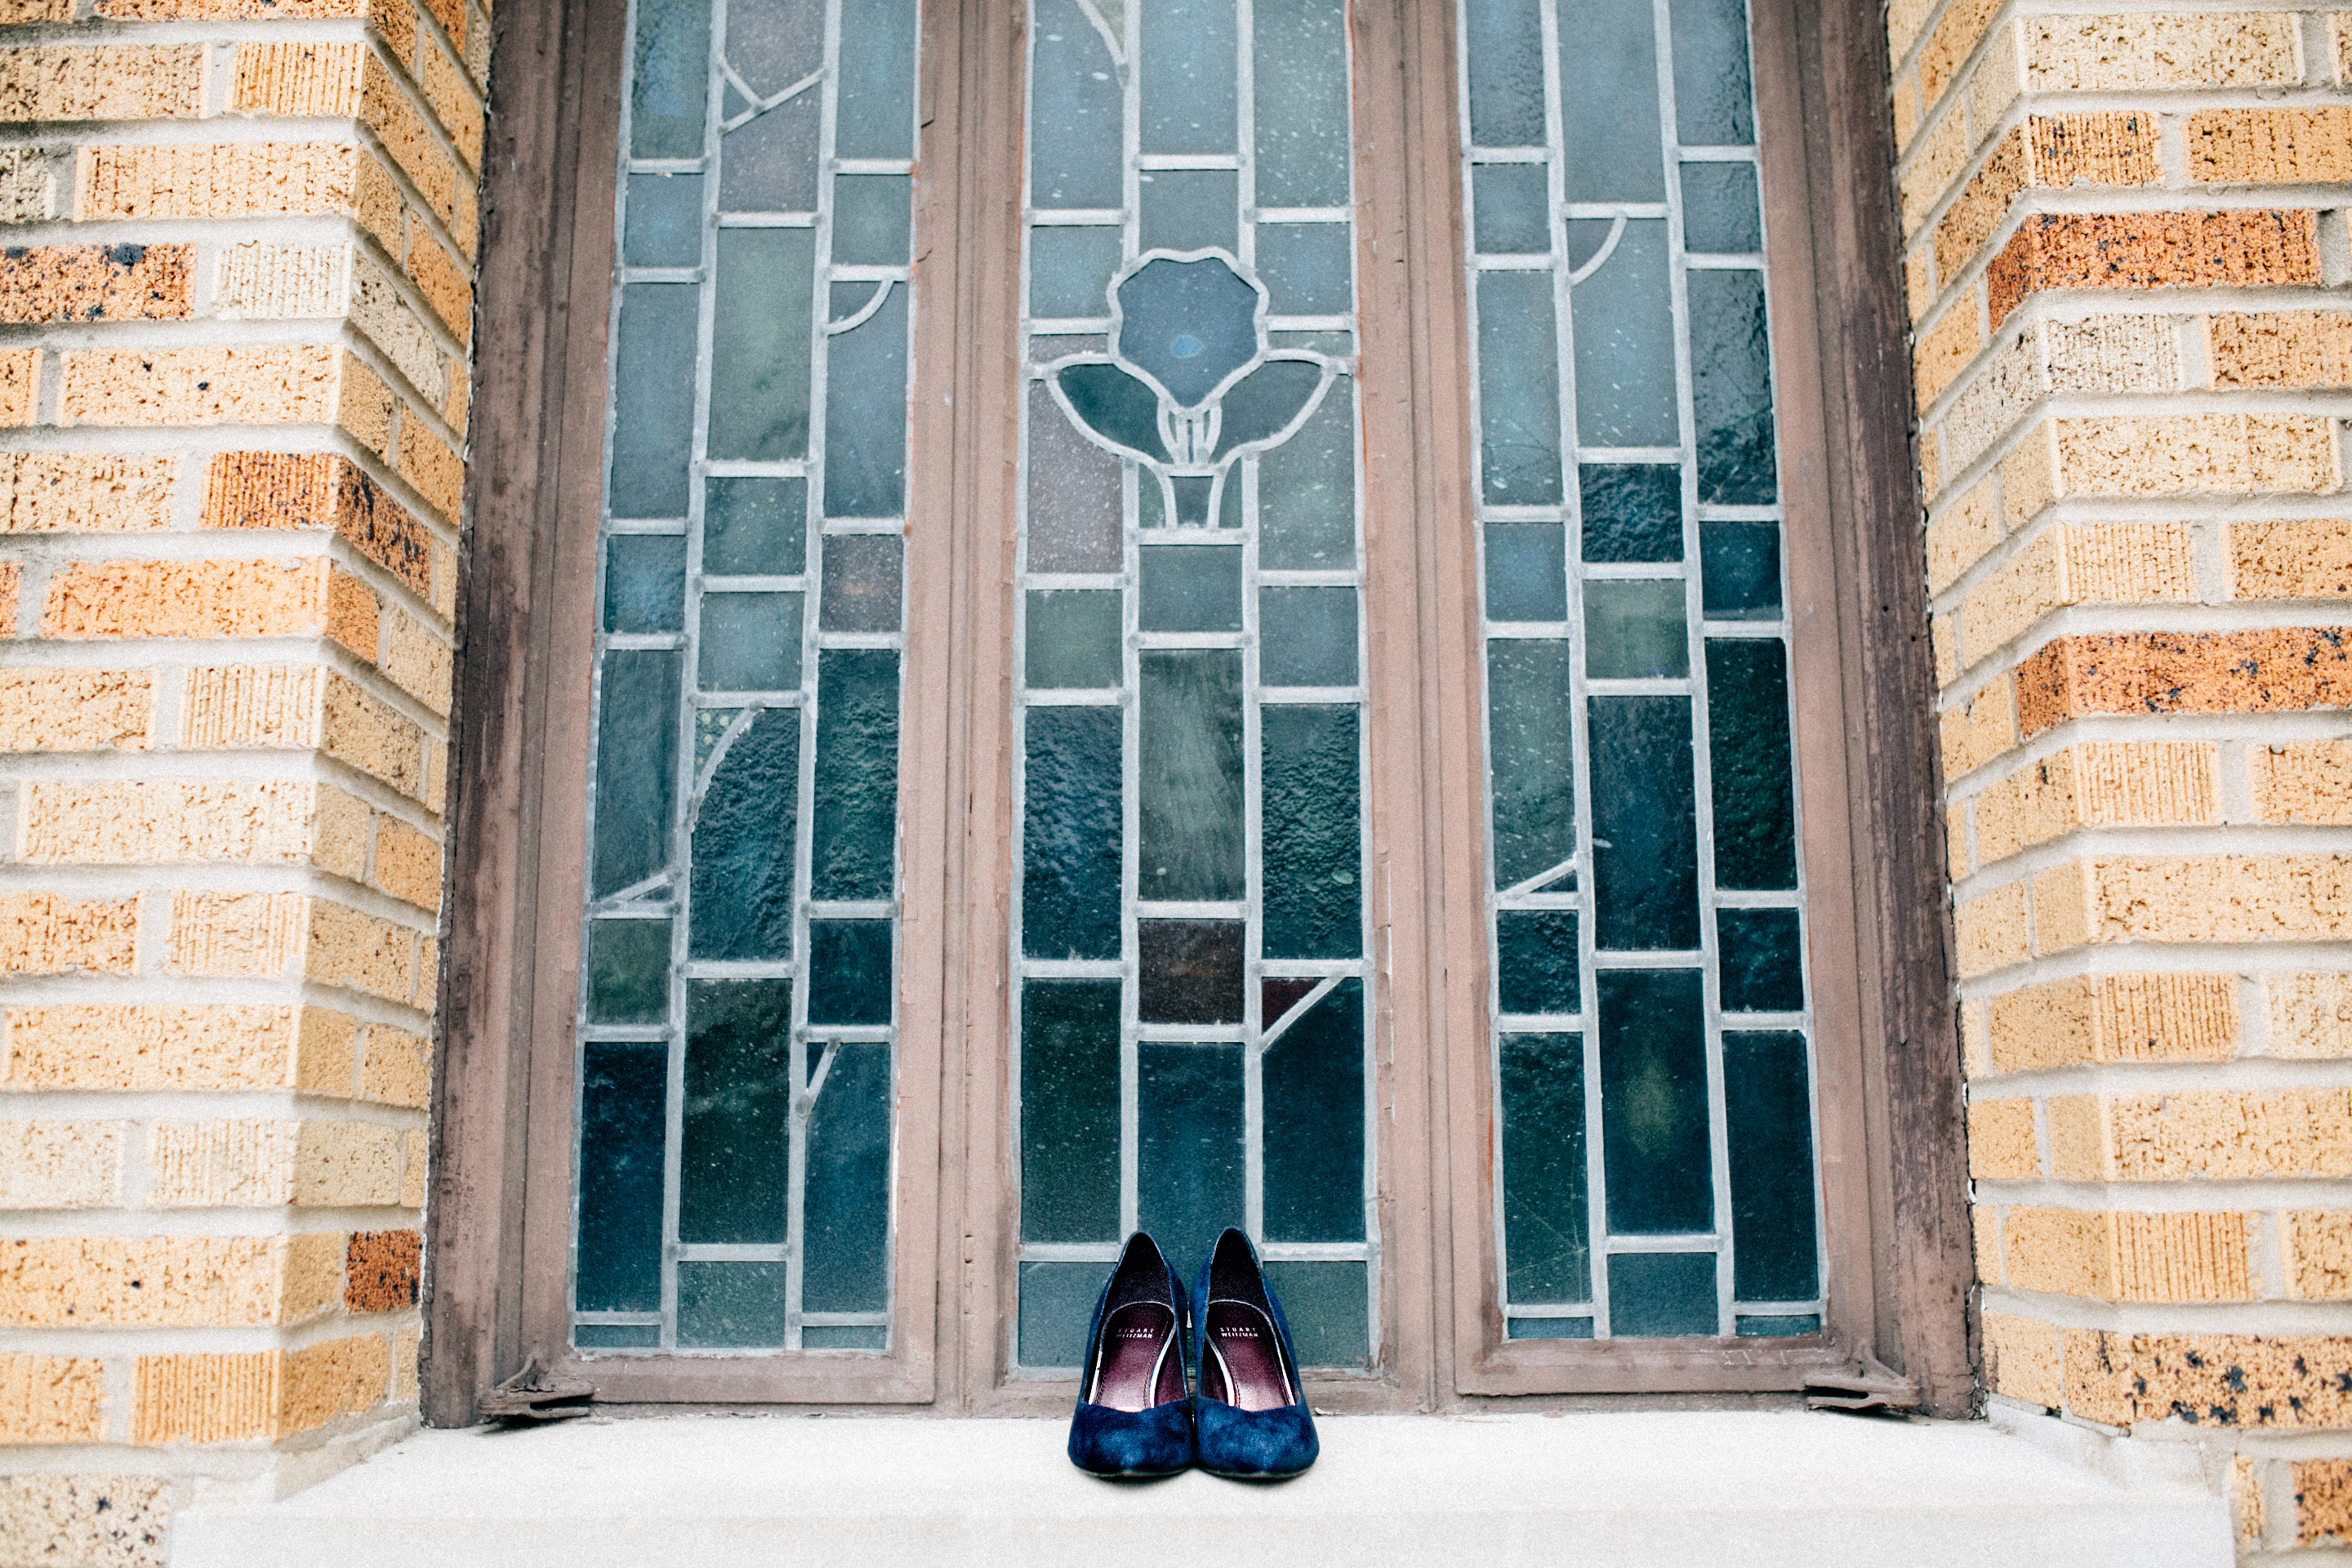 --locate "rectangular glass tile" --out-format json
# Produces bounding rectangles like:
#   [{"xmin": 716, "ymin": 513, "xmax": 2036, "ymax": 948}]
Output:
[
  {"xmin": 576, "ymin": 1041, "xmax": 666, "ymax": 1312},
  {"xmin": 809, "ymin": 648, "xmax": 900, "ymax": 902},
  {"xmin": 820, "ymin": 533, "xmax": 904, "ymax": 632},
  {"xmin": 1500, "ymin": 1031, "xmax": 1590, "ymax": 1303},
  {"xmin": 1141, "ymin": 169, "xmax": 1241, "ymax": 256},
  {"xmin": 1736, "ymin": 1313, "xmax": 1820, "ymax": 1338},
  {"xmin": 1508, "ymin": 1317, "xmax": 1595, "ymax": 1339},
  {"xmin": 1555, "ymin": 0, "xmax": 1665, "ymax": 203},
  {"xmin": 709, "ymin": 229, "xmax": 816, "ymax": 462},
  {"xmin": 1704, "ymin": 639, "xmax": 1797, "ymax": 889},
  {"xmin": 1584, "ymin": 580, "xmax": 1690, "ymax": 680},
  {"xmin": 1020, "ymin": 979, "xmax": 1122, "ymax": 1243},
  {"xmin": 1725, "ymin": 1031, "xmax": 1819, "ymax": 1303},
  {"xmin": 1031, "ymin": 227, "xmax": 1124, "ymax": 318},
  {"xmin": 1568, "ymin": 219, "xmax": 1677, "ymax": 448},
  {"xmin": 1717, "ymin": 906, "xmax": 1802, "ymax": 1013},
  {"xmin": 1263, "ymin": 1260, "xmax": 1370, "ymax": 1368},
  {"xmin": 1253, "ymin": 0, "xmax": 1349, "ymax": 207},
  {"xmin": 1140, "ymin": 546, "xmax": 1242, "ymax": 632},
  {"xmin": 1485, "ymin": 523, "xmax": 1569, "ymax": 622},
  {"xmin": 624, "ymin": 173, "xmax": 702, "ymax": 267},
  {"xmin": 1496, "ymin": 909, "xmax": 1578, "ymax": 1016},
  {"xmin": 586, "ymin": 918, "xmax": 670, "ymax": 1024},
  {"xmin": 698, "ymin": 591, "xmax": 804, "ymax": 692},
  {"xmin": 1018, "ymin": 1259, "xmax": 1107, "ymax": 1368},
  {"xmin": 1607, "ymin": 1250, "xmax": 1717, "ymax": 1338},
  {"xmin": 1485, "ymin": 639, "xmax": 1575, "ymax": 889},
  {"xmin": 705, "ymin": 477, "xmax": 808, "ymax": 577},
  {"xmin": 676, "ymin": 1262, "xmax": 788, "ymax": 1348},
  {"xmin": 680, "ymin": 979, "xmax": 792, "ymax": 1244},
  {"xmin": 1138, "ymin": 920, "xmax": 1245, "ymax": 1025},
  {"xmin": 1029, "ymin": 0, "xmax": 1124, "ymax": 208},
  {"xmin": 1258, "ymin": 382, "xmax": 1356, "ymax": 570},
  {"xmin": 802, "ymin": 1040, "xmax": 891, "ymax": 1312},
  {"xmin": 1025, "ymin": 384, "xmax": 1124, "ymax": 572},
  {"xmin": 1022, "ymin": 706, "xmax": 1122, "ymax": 960},
  {"xmin": 1140, "ymin": 0, "xmax": 1237, "ymax": 155},
  {"xmin": 1462, "ymin": 0, "xmax": 1547, "ymax": 146},
  {"xmin": 1256, "ymin": 223, "xmax": 1352, "ymax": 316},
  {"xmin": 591, "ymin": 649, "xmax": 680, "ymax": 898},
  {"xmin": 808, "ymin": 919, "xmax": 892, "ymax": 1025},
  {"xmin": 1026, "ymin": 589, "xmax": 1123, "ymax": 689},
  {"xmin": 833, "ymin": 0, "xmax": 917, "ymax": 160},
  {"xmin": 1588, "ymin": 696, "xmax": 1698, "ymax": 950},
  {"xmin": 1475, "ymin": 270, "xmax": 1564, "ymax": 506},
  {"xmin": 719, "ymin": 92, "xmax": 820, "ymax": 212},
  {"xmin": 1258, "ymin": 586, "xmax": 1357, "ymax": 687},
  {"xmin": 1260, "ymin": 706, "xmax": 1361, "ymax": 960},
  {"xmin": 1473, "ymin": 163, "xmax": 1551, "ymax": 256},
  {"xmin": 824, "ymin": 280, "xmax": 910, "ymax": 519},
  {"xmin": 1699, "ymin": 521, "xmax": 1780, "ymax": 620},
  {"xmin": 574, "ymin": 1323, "xmax": 661, "ymax": 1349},
  {"xmin": 831, "ymin": 174, "xmax": 911, "ymax": 266},
  {"xmin": 1263, "ymin": 978, "xmax": 1365, "ymax": 1241},
  {"xmin": 1671, "ymin": 0, "xmax": 1756, "ymax": 145},
  {"xmin": 630, "ymin": 0, "xmax": 710, "ymax": 158},
  {"xmin": 1681, "ymin": 163, "xmax": 1762, "ymax": 253},
  {"xmin": 804, "ymin": 1325, "xmax": 888, "ymax": 1350},
  {"xmin": 1580, "ymin": 464, "xmax": 1682, "ymax": 564},
  {"xmin": 1138, "ymin": 1041, "xmax": 1245, "ymax": 1273},
  {"xmin": 604, "ymin": 536, "xmax": 686, "ymax": 633},
  {"xmin": 1138, "ymin": 651, "xmax": 1245, "ymax": 902},
  {"xmin": 609, "ymin": 284, "xmax": 699, "ymax": 518},
  {"xmin": 689, "ymin": 708, "xmax": 799, "ymax": 960},
  {"xmin": 1688, "ymin": 269, "xmax": 1777, "ymax": 505},
  {"xmin": 1597, "ymin": 969, "xmax": 1712, "ymax": 1234}
]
